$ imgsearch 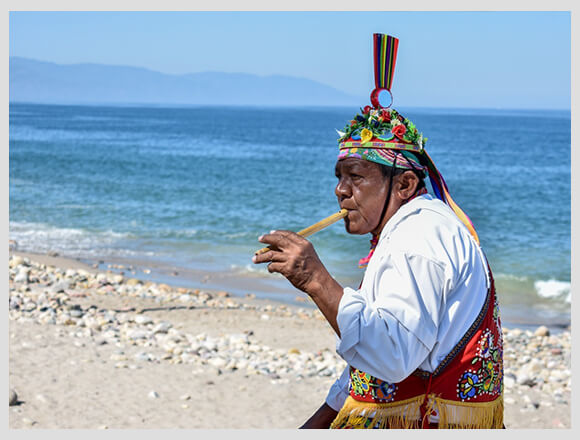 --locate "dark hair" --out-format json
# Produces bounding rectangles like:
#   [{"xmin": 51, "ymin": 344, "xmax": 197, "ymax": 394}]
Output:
[{"xmin": 377, "ymin": 162, "xmax": 426, "ymax": 191}]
